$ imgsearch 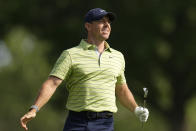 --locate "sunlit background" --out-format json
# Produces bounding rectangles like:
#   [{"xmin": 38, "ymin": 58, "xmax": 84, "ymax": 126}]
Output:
[{"xmin": 0, "ymin": 0, "xmax": 196, "ymax": 131}]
